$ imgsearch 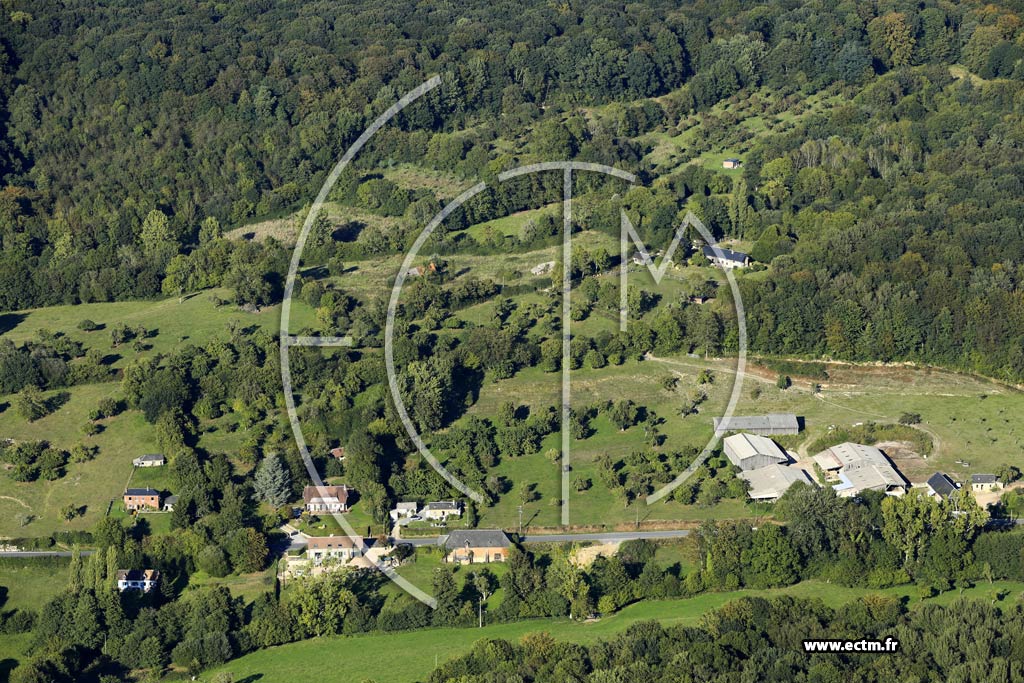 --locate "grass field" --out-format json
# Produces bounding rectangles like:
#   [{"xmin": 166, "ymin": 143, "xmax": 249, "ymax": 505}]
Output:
[
  {"xmin": 210, "ymin": 579, "xmax": 1024, "ymax": 683},
  {"xmin": 0, "ymin": 557, "xmax": 71, "ymax": 612},
  {"xmin": 0, "ymin": 291, "xmax": 315, "ymax": 538},
  {"xmin": 0, "ymin": 557, "xmax": 71, "ymax": 675},
  {"xmin": 1, "ymin": 288, "xmax": 291, "ymax": 370}
]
